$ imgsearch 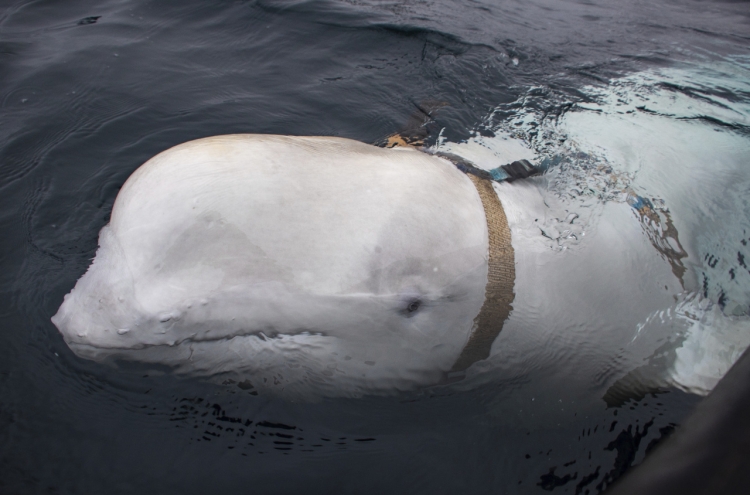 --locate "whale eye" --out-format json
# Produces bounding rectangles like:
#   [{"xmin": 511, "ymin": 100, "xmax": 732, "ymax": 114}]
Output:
[
  {"xmin": 404, "ymin": 298, "xmax": 422, "ymax": 315},
  {"xmin": 397, "ymin": 291, "xmax": 425, "ymax": 317}
]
